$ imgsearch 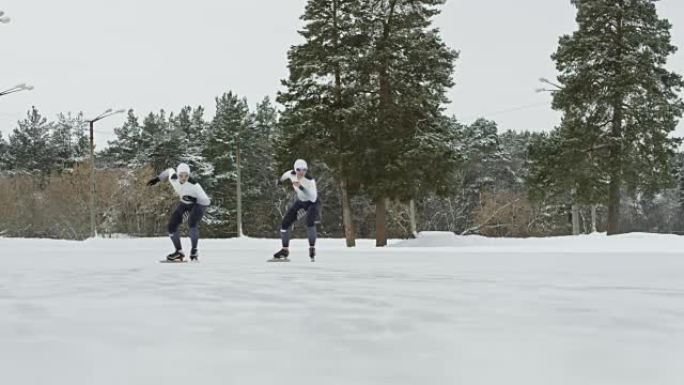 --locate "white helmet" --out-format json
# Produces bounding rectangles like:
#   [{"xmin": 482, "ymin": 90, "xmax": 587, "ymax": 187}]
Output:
[
  {"xmin": 294, "ymin": 159, "xmax": 308, "ymax": 171},
  {"xmin": 176, "ymin": 163, "xmax": 191, "ymax": 175}
]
